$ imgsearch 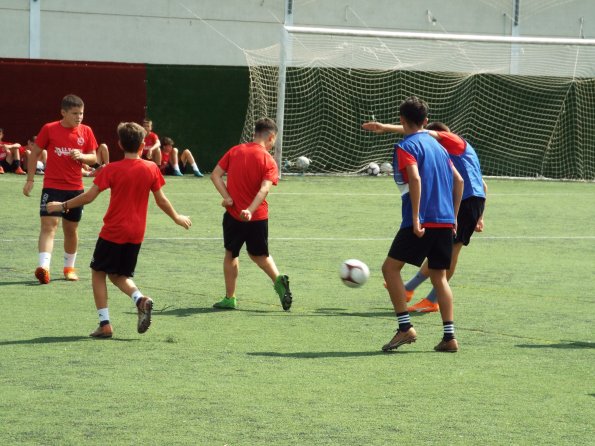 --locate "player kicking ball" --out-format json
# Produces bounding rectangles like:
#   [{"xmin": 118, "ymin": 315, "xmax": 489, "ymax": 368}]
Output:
[{"xmin": 46, "ymin": 122, "xmax": 191, "ymax": 338}]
